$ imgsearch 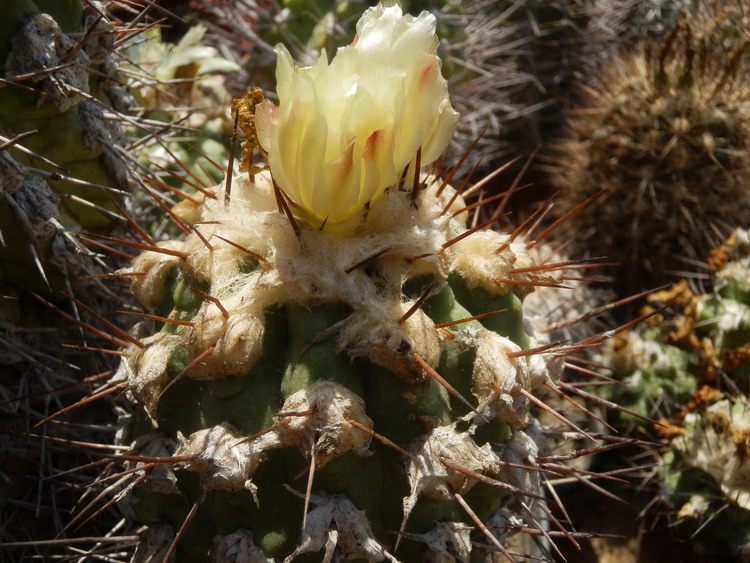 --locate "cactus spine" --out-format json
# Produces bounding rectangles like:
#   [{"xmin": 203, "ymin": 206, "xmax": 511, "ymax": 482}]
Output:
[{"xmin": 0, "ymin": 2, "xmax": 138, "ymax": 559}]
